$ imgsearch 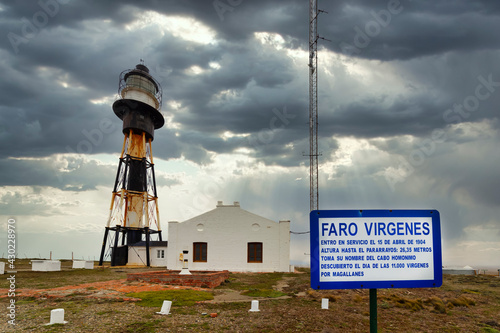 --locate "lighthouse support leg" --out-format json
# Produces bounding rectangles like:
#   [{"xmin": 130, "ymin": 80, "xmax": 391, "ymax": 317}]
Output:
[
  {"xmin": 98, "ymin": 227, "xmax": 110, "ymax": 266},
  {"xmin": 111, "ymin": 226, "xmax": 120, "ymax": 267}
]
